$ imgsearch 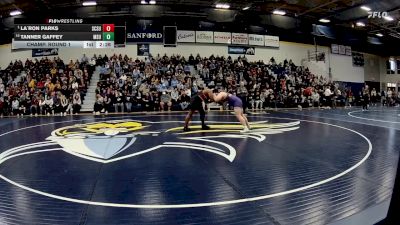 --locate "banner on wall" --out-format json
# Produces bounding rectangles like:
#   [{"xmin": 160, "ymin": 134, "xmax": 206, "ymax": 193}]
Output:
[
  {"xmin": 331, "ymin": 44, "xmax": 339, "ymax": 54},
  {"xmin": 228, "ymin": 46, "xmax": 255, "ymax": 55},
  {"xmin": 231, "ymin": 33, "xmax": 248, "ymax": 45},
  {"xmin": 339, "ymin": 45, "xmax": 346, "ymax": 55},
  {"xmin": 177, "ymin": 30, "xmax": 195, "ymax": 43},
  {"xmin": 352, "ymin": 52, "xmax": 364, "ymax": 67},
  {"xmin": 345, "ymin": 46, "xmax": 352, "ymax": 56},
  {"xmin": 331, "ymin": 44, "xmax": 352, "ymax": 56},
  {"xmin": 264, "ymin": 35, "xmax": 280, "ymax": 48},
  {"xmin": 137, "ymin": 44, "xmax": 150, "ymax": 56},
  {"xmin": 196, "ymin": 31, "xmax": 213, "ymax": 43},
  {"xmin": 126, "ymin": 28, "xmax": 163, "ymax": 43},
  {"xmin": 214, "ymin": 32, "xmax": 231, "ymax": 44},
  {"xmin": 248, "ymin": 34, "xmax": 264, "ymax": 46},
  {"xmin": 32, "ymin": 49, "xmax": 58, "ymax": 57}
]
